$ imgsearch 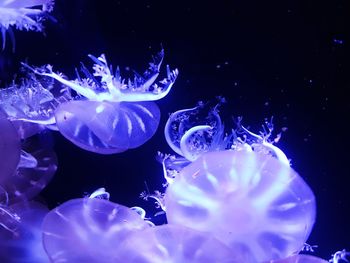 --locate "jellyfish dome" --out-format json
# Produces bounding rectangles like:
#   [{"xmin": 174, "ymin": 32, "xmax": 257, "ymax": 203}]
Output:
[
  {"xmin": 165, "ymin": 150, "xmax": 316, "ymax": 262},
  {"xmin": 42, "ymin": 198, "xmax": 150, "ymax": 262},
  {"xmin": 116, "ymin": 224, "xmax": 241, "ymax": 263}
]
